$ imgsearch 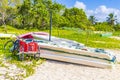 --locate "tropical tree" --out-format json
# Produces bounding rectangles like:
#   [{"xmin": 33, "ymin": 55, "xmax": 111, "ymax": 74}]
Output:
[
  {"xmin": 114, "ymin": 23, "xmax": 120, "ymax": 31},
  {"xmin": 0, "ymin": 0, "xmax": 9, "ymax": 33},
  {"xmin": 16, "ymin": 0, "xmax": 31, "ymax": 29},
  {"xmin": 63, "ymin": 7, "xmax": 88, "ymax": 29},
  {"xmin": 52, "ymin": 2, "xmax": 65, "ymax": 27},
  {"xmin": 89, "ymin": 15, "xmax": 97, "ymax": 25},
  {"xmin": 0, "ymin": 0, "xmax": 21, "ymax": 32},
  {"xmin": 106, "ymin": 13, "xmax": 117, "ymax": 26}
]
